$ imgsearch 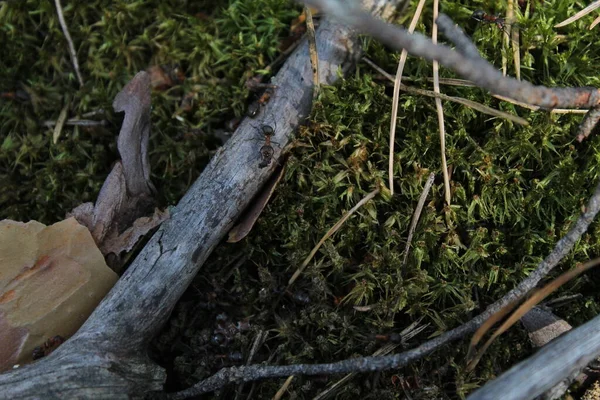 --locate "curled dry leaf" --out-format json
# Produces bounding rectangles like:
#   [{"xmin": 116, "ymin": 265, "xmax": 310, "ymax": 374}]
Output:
[
  {"xmin": 227, "ymin": 162, "xmax": 286, "ymax": 243},
  {"xmin": 0, "ymin": 218, "xmax": 118, "ymax": 372},
  {"xmin": 68, "ymin": 71, "xmax": 169, "ymax": 269}
]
